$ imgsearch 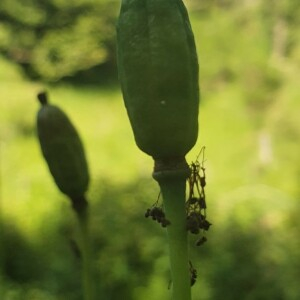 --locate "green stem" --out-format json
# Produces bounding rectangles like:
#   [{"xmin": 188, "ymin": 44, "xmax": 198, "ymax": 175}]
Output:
[
  {"xmin": 72, "ymin": 196, "xmax": 94, "ymax": 300},
  {"xmin": 153, "ymin": 158, "xmax": 191, "ymax": 300}
]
